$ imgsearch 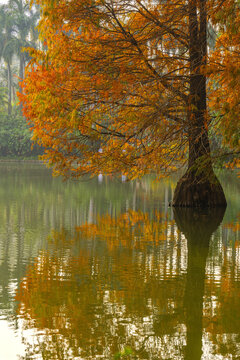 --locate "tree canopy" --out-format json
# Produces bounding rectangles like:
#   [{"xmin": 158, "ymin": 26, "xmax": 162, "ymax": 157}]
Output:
[{"xmin": 20, "ymin": 0, "xmax": 239, "ymax": 205}]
